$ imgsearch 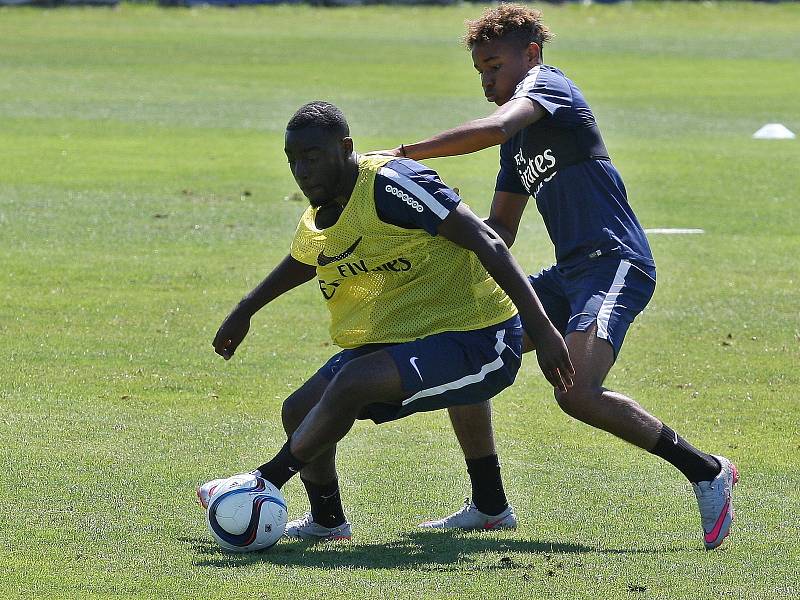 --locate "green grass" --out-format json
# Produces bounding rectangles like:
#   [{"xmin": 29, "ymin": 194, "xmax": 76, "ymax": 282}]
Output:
[{"xmin": 1, "ymin": 2, "xmax": 799, "ymax": 598}]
